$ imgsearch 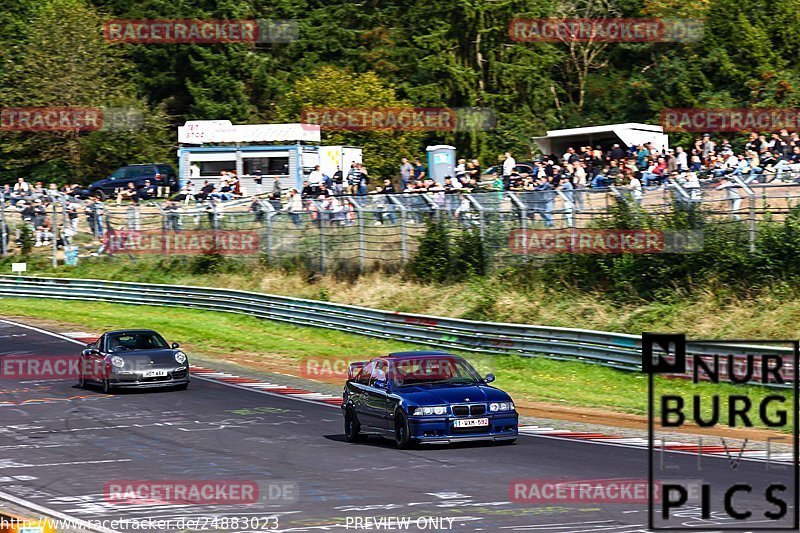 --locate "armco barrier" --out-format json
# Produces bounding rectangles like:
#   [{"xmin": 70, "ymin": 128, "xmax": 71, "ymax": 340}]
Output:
[{"xmin": 0, "ymin": 276, "xmax": 792, "ymax": 383}]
